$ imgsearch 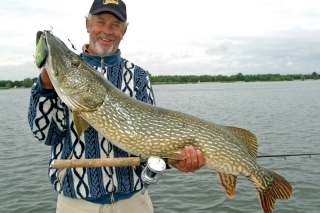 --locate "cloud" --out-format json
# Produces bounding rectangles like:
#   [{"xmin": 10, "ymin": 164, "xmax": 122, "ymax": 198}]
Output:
[
  {"xmin": 205, "ymin": 40, "xmax": 233, "ymax": 56},
  {"xmin": 286, "ymin": 62, "xmax": 293, "ymax": 67},
  {"xmin": 1, "ymin": 0, "xmax": 320, "ymax": 80},
  {"xmin": 0, "ymin": 61, "xmax": 38, "ymax": 80}
]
